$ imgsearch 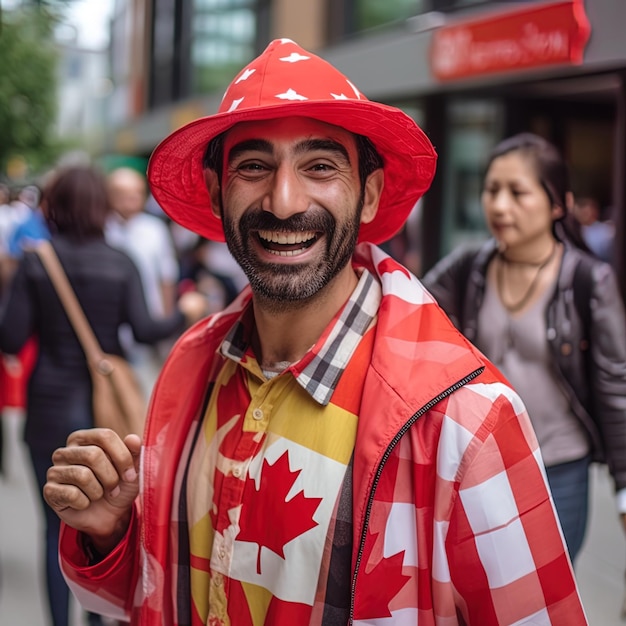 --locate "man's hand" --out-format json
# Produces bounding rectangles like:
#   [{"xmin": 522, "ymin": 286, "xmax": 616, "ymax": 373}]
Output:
[{"xmin": 43, "ymin": 428, "xmax": 141, "ymax": 556}]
